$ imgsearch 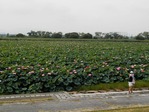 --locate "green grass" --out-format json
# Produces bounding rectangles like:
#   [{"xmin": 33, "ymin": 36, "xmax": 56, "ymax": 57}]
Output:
[
  {"xmin": 38, "ymin": 106, "xmax": 149, "ymax": 112},
  {"xmin": 76, "ymin": 80, "xmax": 149, "ymax": 91},
  {"xmin": 92, "ymin": 106, "xmax": 149, "ymax": 112}
]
